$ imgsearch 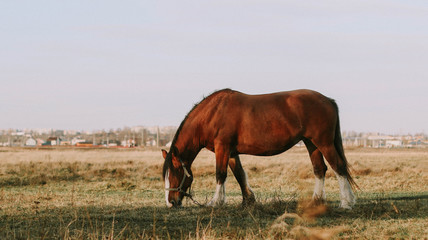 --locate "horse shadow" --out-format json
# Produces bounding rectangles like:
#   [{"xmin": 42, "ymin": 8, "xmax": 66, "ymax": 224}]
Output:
[
  {"xmin": 248, "ymin": 193, "xmax": 428, "ymax": 220},
  {"xmin": 2, "ymin": 194, "xmax": 427, "ymax": 239}
]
